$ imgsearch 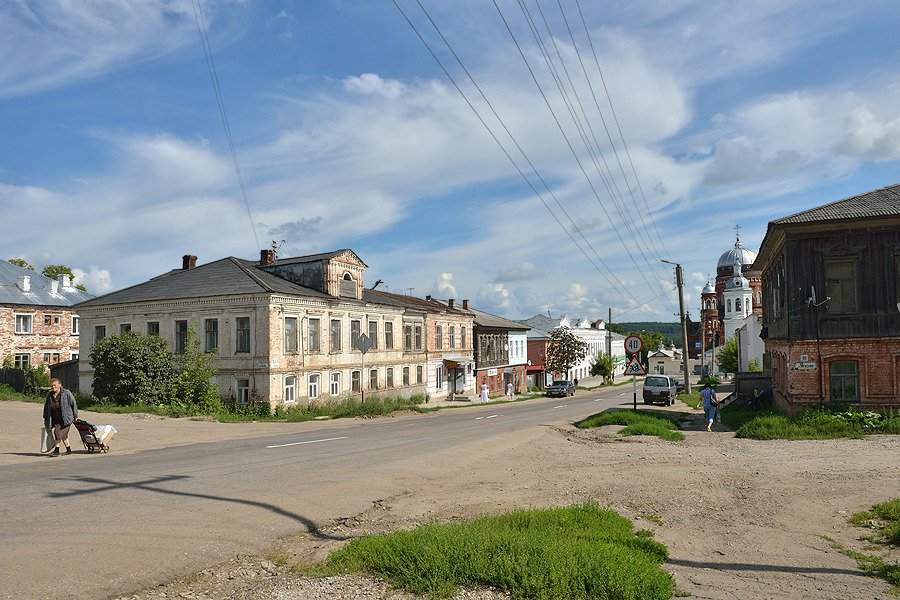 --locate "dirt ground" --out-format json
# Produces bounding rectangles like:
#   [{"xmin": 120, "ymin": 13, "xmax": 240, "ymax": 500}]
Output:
[{"xmin": 4, "ymin": 399, "xmax": 898, "ymax": 599}]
